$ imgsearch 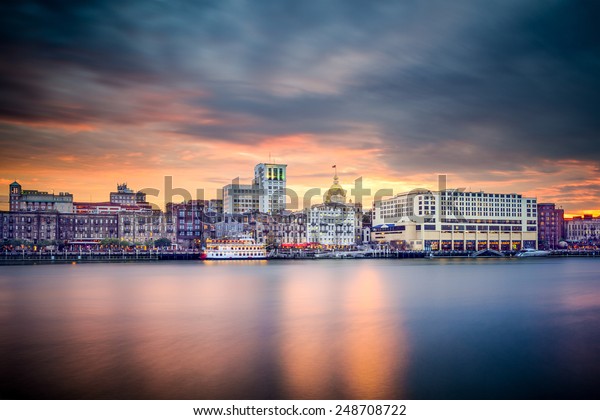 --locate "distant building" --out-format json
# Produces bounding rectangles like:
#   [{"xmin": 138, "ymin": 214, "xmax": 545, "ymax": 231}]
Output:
[
  {"xmin": 1, "ymin": 211, "xmax": 59, "ymax": 243},
  {"xmin": 223, "ymin": 162, "xmax": 287, "ymax": 214},
  {"xmin": 305, "ymin": 173, "xmax": 362, "ymax": 247},
  {"xmin": 110, "ymin": 183, "xmax": 147, "ymax": 206},
  {"xmin": 253, "ymin": 211, "xmax": 307, "ymax": 245},
  {"xmin": 222, "ymin": 184, "xmax": 260, "ymax": 214},
  {"xmin": 215, "ymin": 213, "xmax": 250, "ymax": 239},
  {"xmin": 169, "ymin": 200, "xmax": 206, "ymax": 247},
  {"xmin": 73, "ymin": 201, "xmax": 151, "ymax": 214},
  {"xmin": 57, "ymin": 213, "xmax": 119, "ymax": 243},
  {"xmin": 537, "ymin": 203, "xmax": 564, "ymax": 249},
  {"xmin": 565, "ymin": 215, "xmax": 600, "ymax": 243},
  {"xmin": 207, "ymin": 199, "xmax": 223, "ymax": 215},
  {"xmin": 372, "ymin": 189, "xmax": 538, "ymax": 251},
  {"xmin": 254, "ymin": 163, "xmax": 287, "ymax": 214},
  {"xmin": 9, "ymin": 181, "xmax": 73, "ymax": 213},
  {"xmin": 118, "ymin": 210, "xmax": 175, "ymax": 245},
  {"xmin": 361, "ymin": 209, "xmax": 373, "ymax": 244}
]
